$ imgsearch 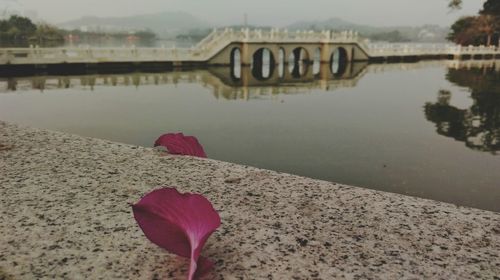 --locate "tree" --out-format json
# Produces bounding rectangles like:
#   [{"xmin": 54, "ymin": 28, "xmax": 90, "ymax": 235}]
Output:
[
  {"xmin": 475, "ymin": 14, "xmax": 497, "ymax": 45},
  {"xmin": 447, "ymin": 0, "xmax": 500, "ymax": 46},
  {"xmin": 448, "ymin": 16, "xmax": 477, "ymax": 45},
  {"xmin": 447, "ymin": 16, "xmax": 496, "ymax": 45},
  {"xmin": 0, "ymin": 15, "xmax": 37, "ymax": 40},
  {"xmin": 449, "ymin": 0, "xmax": 463, "ymax": 9},
  {"xmin": 481, "ymin": 0, "xmax": 500, "ymax": 15},
  {"xmin": 6, "ymin": 26, "xmax": 20, "ymax": 40},
  {"xmin": 32, "ymin": 23, "xmax": 64, "ymax": 44},
  {"xmin": 368, "ymin": 30, "xmax": 410, "ymax": 42},
  {"xmin": 7, "ymin": 15, "xmax": 36, "ymax": 36},
  {"xmin": 449, "ymin": 0, "xmax": 500, "ymax": 15}
]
